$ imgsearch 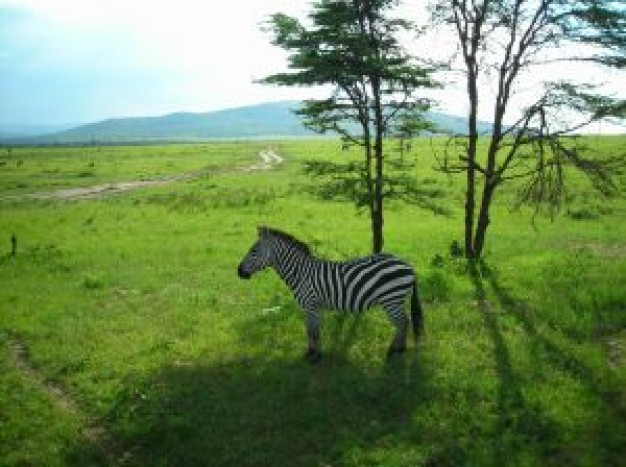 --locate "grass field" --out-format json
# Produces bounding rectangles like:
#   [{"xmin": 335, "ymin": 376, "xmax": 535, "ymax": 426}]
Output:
[{"xmin": 1, "ymin": 137, "xmax": 625, "ymax": 466}]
